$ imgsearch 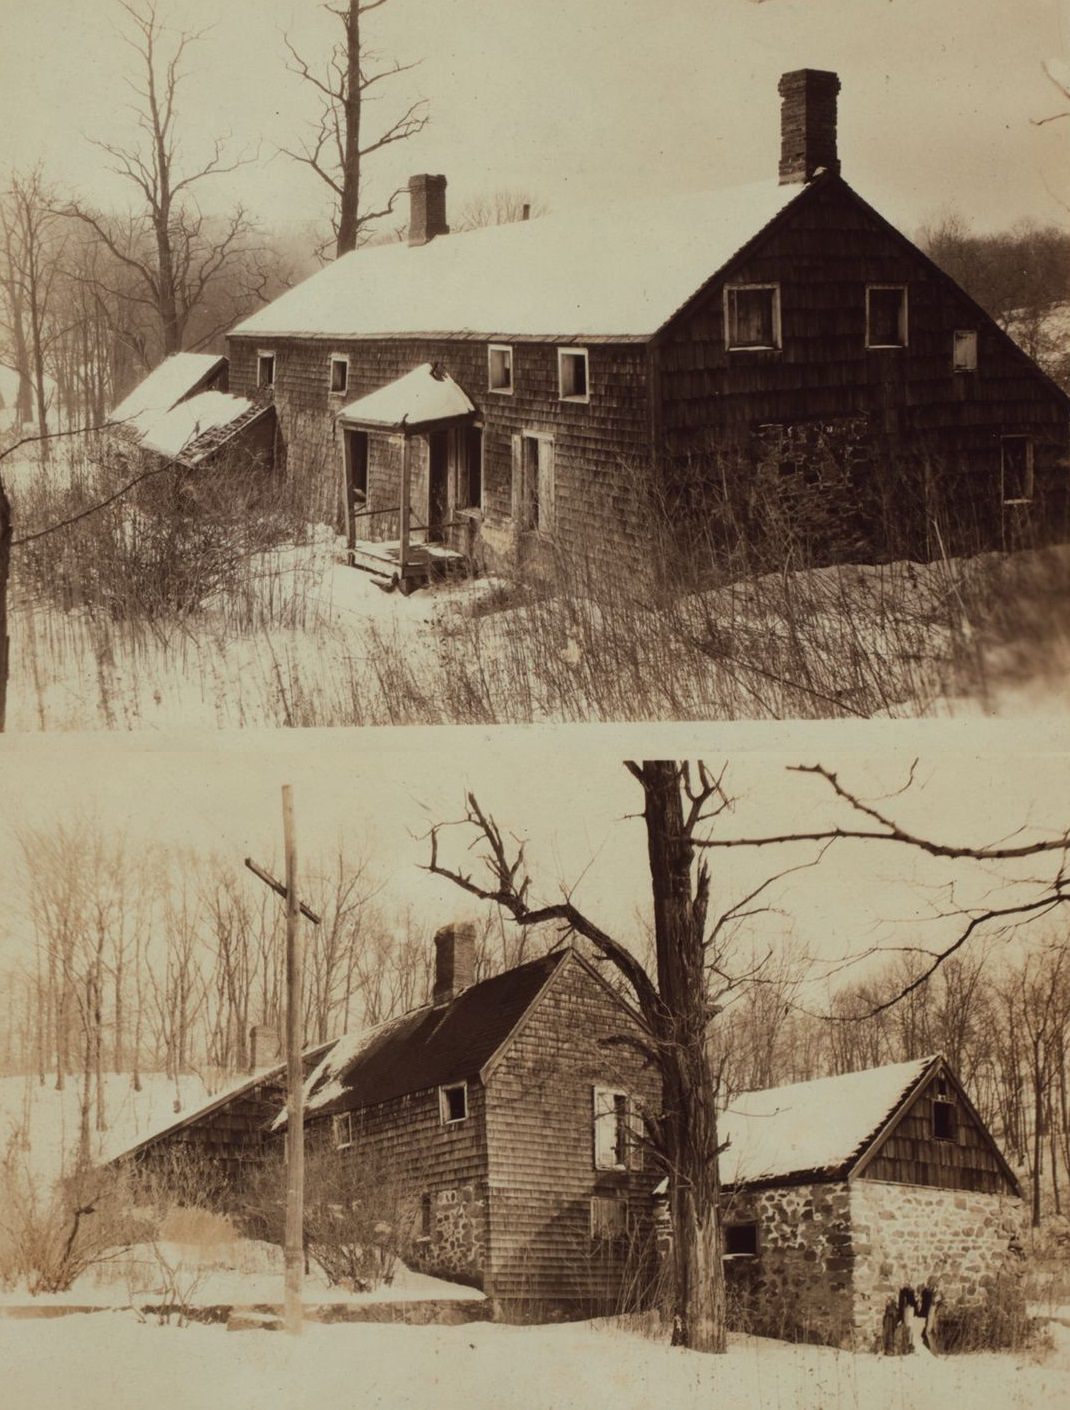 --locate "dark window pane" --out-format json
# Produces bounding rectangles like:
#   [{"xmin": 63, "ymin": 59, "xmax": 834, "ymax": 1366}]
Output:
[{"xmin": 868, "ymin": 288, "xmax": 905, "ymax": 346}]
